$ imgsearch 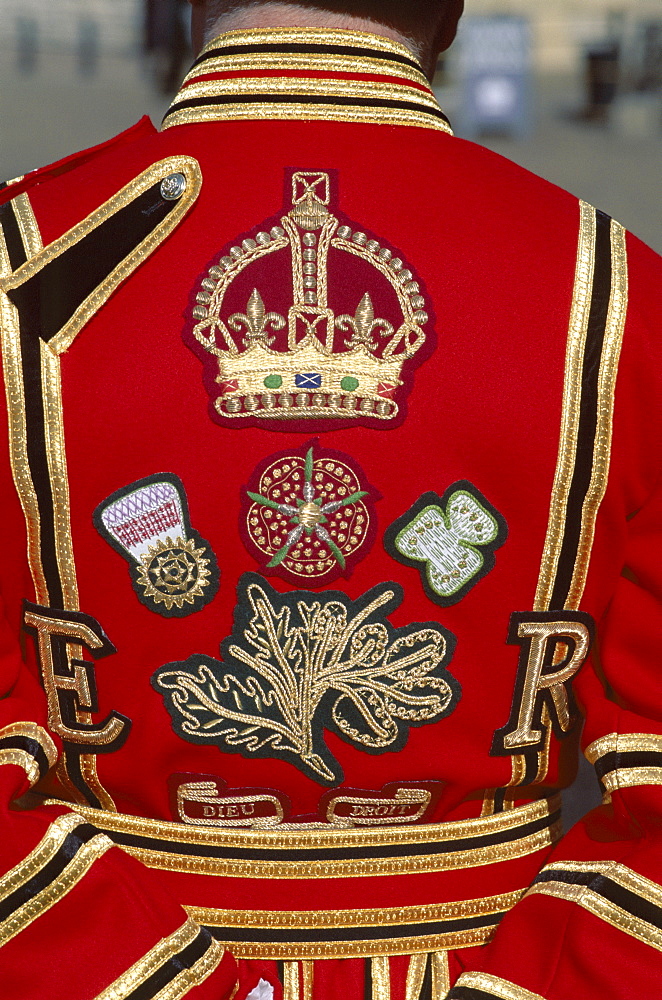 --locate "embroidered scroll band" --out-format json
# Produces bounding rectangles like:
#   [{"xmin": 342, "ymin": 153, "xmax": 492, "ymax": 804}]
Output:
[
  {"xmin": 163, "ymin": 29, "xmax": 452, "ymax": 134},
  {"xmin": 54, "ymin": 795, "xmax": 561, "ymax": 881},
  {"xmin": 93, "ymin": 919, "xmax": 225, "ymax": 1000},
  {"xmin": 0, "ymin": 812, "xmax": 113, "ymax": 947},
  {"xmin": 585, "ymin": 732, "xmax": 662, "ymax": 798},
  {"xmin": 491, "ymin": 203, "xmax": 628, "ymax": 805},
  {"xmin": 0, "ymin": 722, "xmax": 58, "ymax": 787},
  {"xmin": 448, "ymin": 972, "xmax": 546, "ymax": 1000},
  {"xmin": 527, "ymin": 860, "xmax": 662, "ymax": 952},
  {"xmin": 186, "ymin": 891, "xmax": 522, "ymax": 959},
  {"xmin": 0, "ymin": 159, "xmax": 201, "ymax": 808}
]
